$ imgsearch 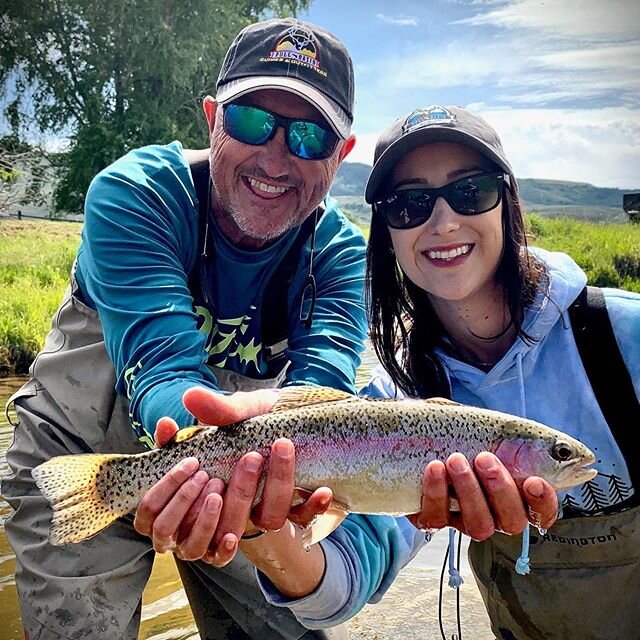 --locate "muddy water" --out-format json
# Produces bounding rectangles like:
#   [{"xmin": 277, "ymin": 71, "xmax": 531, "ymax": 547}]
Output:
[{"xmin": 0, "ymin": 361, "xmax": 494, "ymax": 640}]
